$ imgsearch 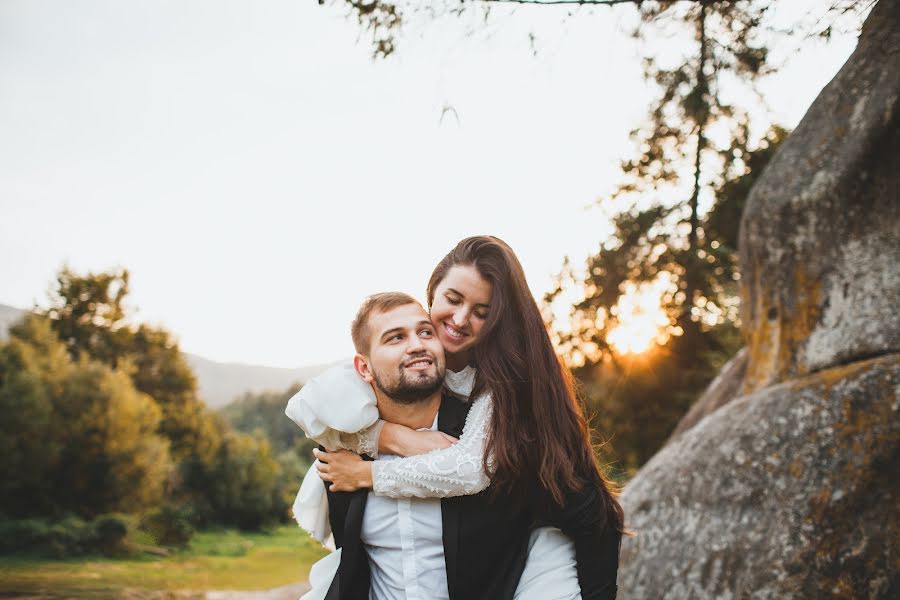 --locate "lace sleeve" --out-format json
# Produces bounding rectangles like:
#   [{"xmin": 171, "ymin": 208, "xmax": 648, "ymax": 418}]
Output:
[
  {"xmin": 338, "ymin": 419, "xmax": 386, "ymax": 458},
  {"xmin": 371, "ymin": 393, "xmax": 493, "ymax": 499}
]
